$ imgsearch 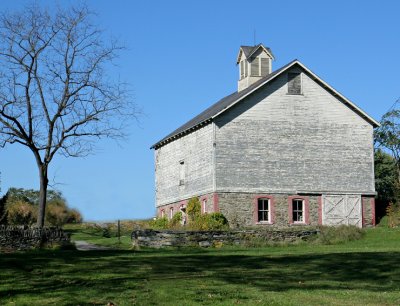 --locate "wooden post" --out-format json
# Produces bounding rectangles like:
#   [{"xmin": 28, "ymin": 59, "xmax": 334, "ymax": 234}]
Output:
[{"xmin": 117, "ymin": 220, "xmax": 121, "ymax": 244}]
